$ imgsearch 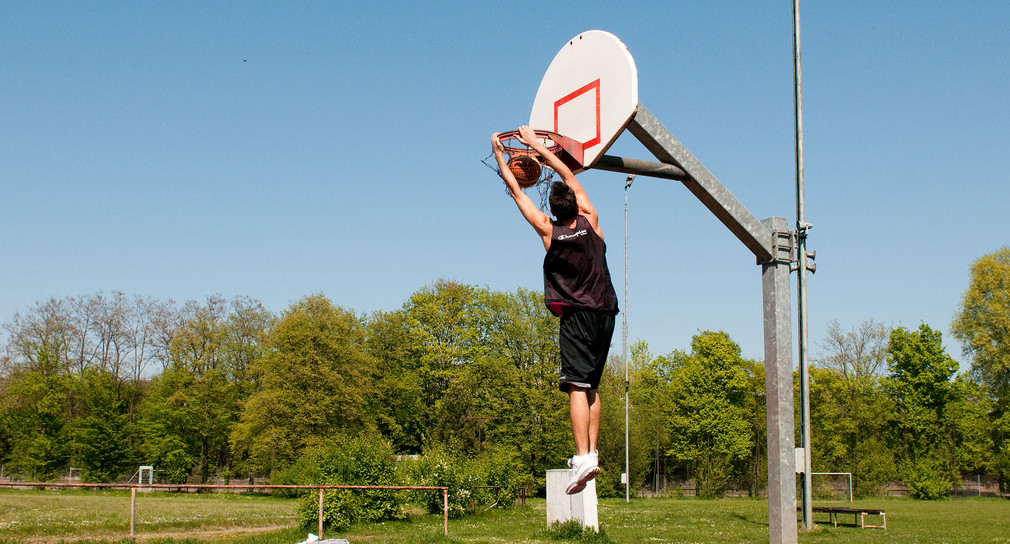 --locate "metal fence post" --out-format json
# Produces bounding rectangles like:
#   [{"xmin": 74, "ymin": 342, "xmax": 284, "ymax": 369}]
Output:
[
  {"xmin": 318, "ymin": 488, "xmax": 324, "ymax": 538},
  {"xmin": 130, "ymin": 487, "xmax": 136, "ymax": 539}
]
